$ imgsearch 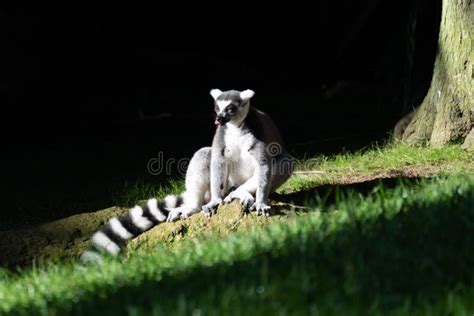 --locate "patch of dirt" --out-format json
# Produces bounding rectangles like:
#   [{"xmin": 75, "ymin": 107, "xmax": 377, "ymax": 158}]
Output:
[
  {"xmin": 293, "ymin": 162, "xmax": 473, "ymax": 187},
  {"xmin": 332, "ymin": 164, "xmax": 446, "ymax": 184},
  {"xmin": 0, "ymin": 207, "xmax": 126, "ymax": 268}
]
